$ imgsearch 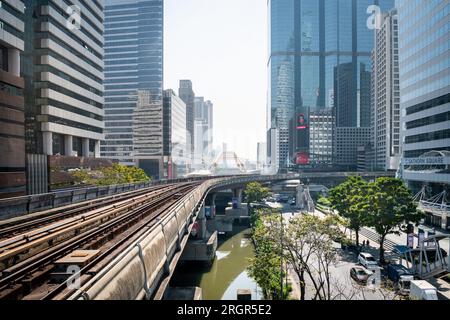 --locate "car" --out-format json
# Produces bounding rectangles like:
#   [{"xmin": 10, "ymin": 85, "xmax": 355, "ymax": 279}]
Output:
[
  {"xmin": 289, "ymin": 198, "xmax": 296, "ymax": 206},
  {"xmin": 358, "ymin": 252, "xmax": 378, "ymax": 269},
  {"xmin": 350, "ymin": 267, "xmax": 373, "ymax": 284}
]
